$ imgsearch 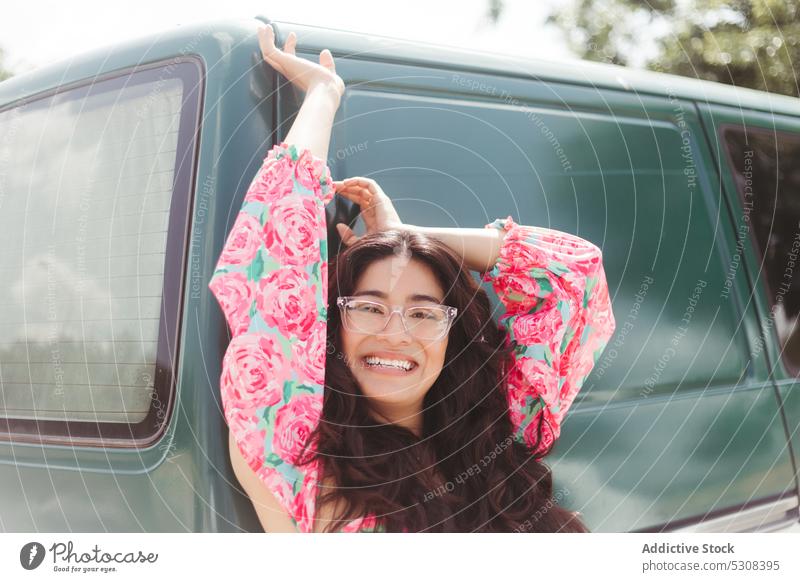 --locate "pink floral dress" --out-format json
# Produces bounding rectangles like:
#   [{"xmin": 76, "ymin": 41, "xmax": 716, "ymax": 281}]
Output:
[{"xmin": 209, "ymin": 141, "xmax": 616, "ymax": 533}]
